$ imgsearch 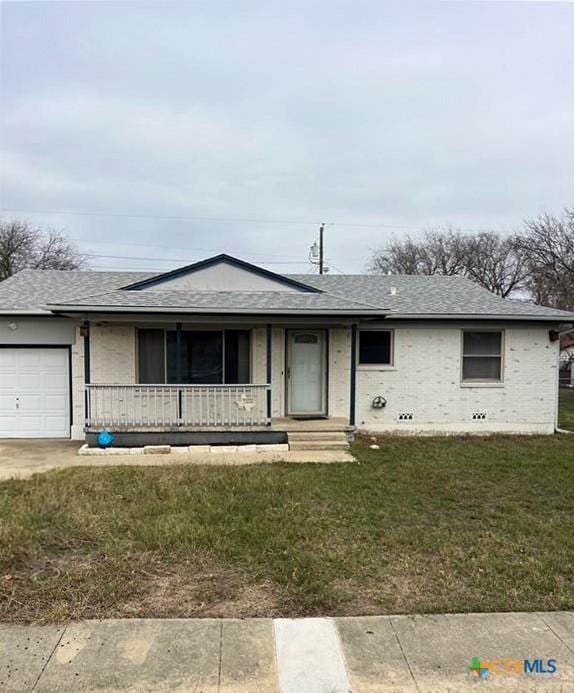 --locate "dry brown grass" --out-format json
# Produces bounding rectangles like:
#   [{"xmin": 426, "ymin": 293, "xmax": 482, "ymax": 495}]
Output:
[{"xmin": 2, "ymin": 429, "xmax": 574, "ymax": 623}]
